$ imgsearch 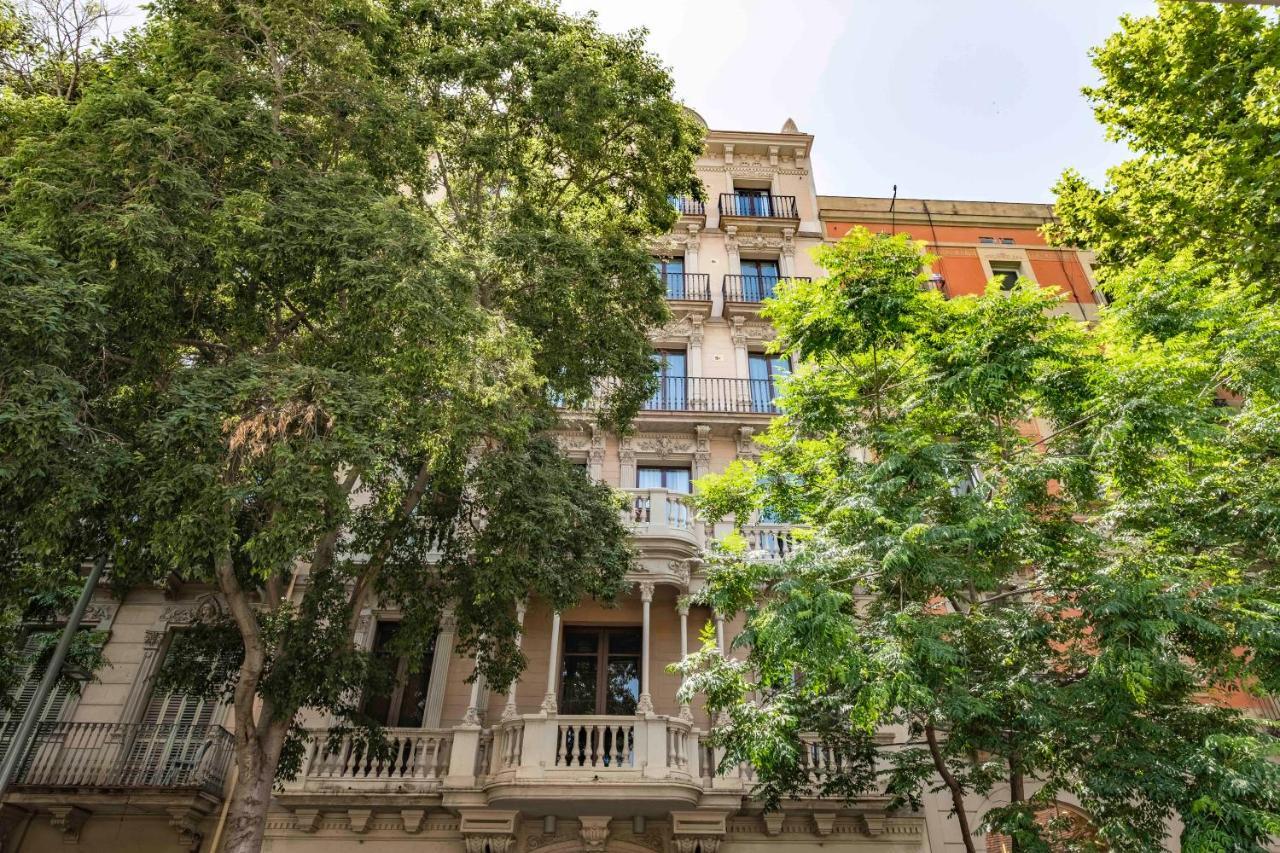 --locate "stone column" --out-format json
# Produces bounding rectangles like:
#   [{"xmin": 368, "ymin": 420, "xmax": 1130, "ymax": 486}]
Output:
[
  {"xmin": 685, "ymin": 224, "xmax": 701, "ymax": 273},
  {"xmin": 780, "ymin": 227, "xmax": 796, "ymax": 277},
  {"xmin": 715, "ymin": 612, "xmax": 727, "ymax": 655},
  {"xmin": 725, "ymin": 225, "xmax": 741, "ymax": 275},
  {"xmin": 462, "ymin": 655, "xmax": 486, "ymax": 726},
  {"xmin": 636, "ymin": 582, "xmax": 655, "ymax": 714},
  {"xmin": 502, "ymin": 599, "xmax": 528, "ymax": 721},
  {"xmin": 619, "ymin": 443, "xmax": 636, "ymax": 491},
  {"xmin": 677, "ymin": 601, "xmax": 692, "ymax": 720},
  {"xmin": 423, "ymin": 609, "xmax": 457, "ymax": 728},
  {"xmin": 541, "ymin": 611, "xmax": 562, "ymax": 713}
]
